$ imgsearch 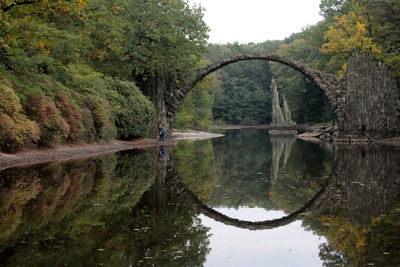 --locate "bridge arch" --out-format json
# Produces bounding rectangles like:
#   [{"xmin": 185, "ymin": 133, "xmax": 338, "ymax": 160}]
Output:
[
  {"xmin": 164, "ymin": 53, "xmax": 400, "ymax": 139},
  {"xmin": 192, "ymin": 53, "xmax": 341, "ymax": 92},
  {"xmin": 167, "ymin": 53, "xmax": 344, "ymax": 127}
]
